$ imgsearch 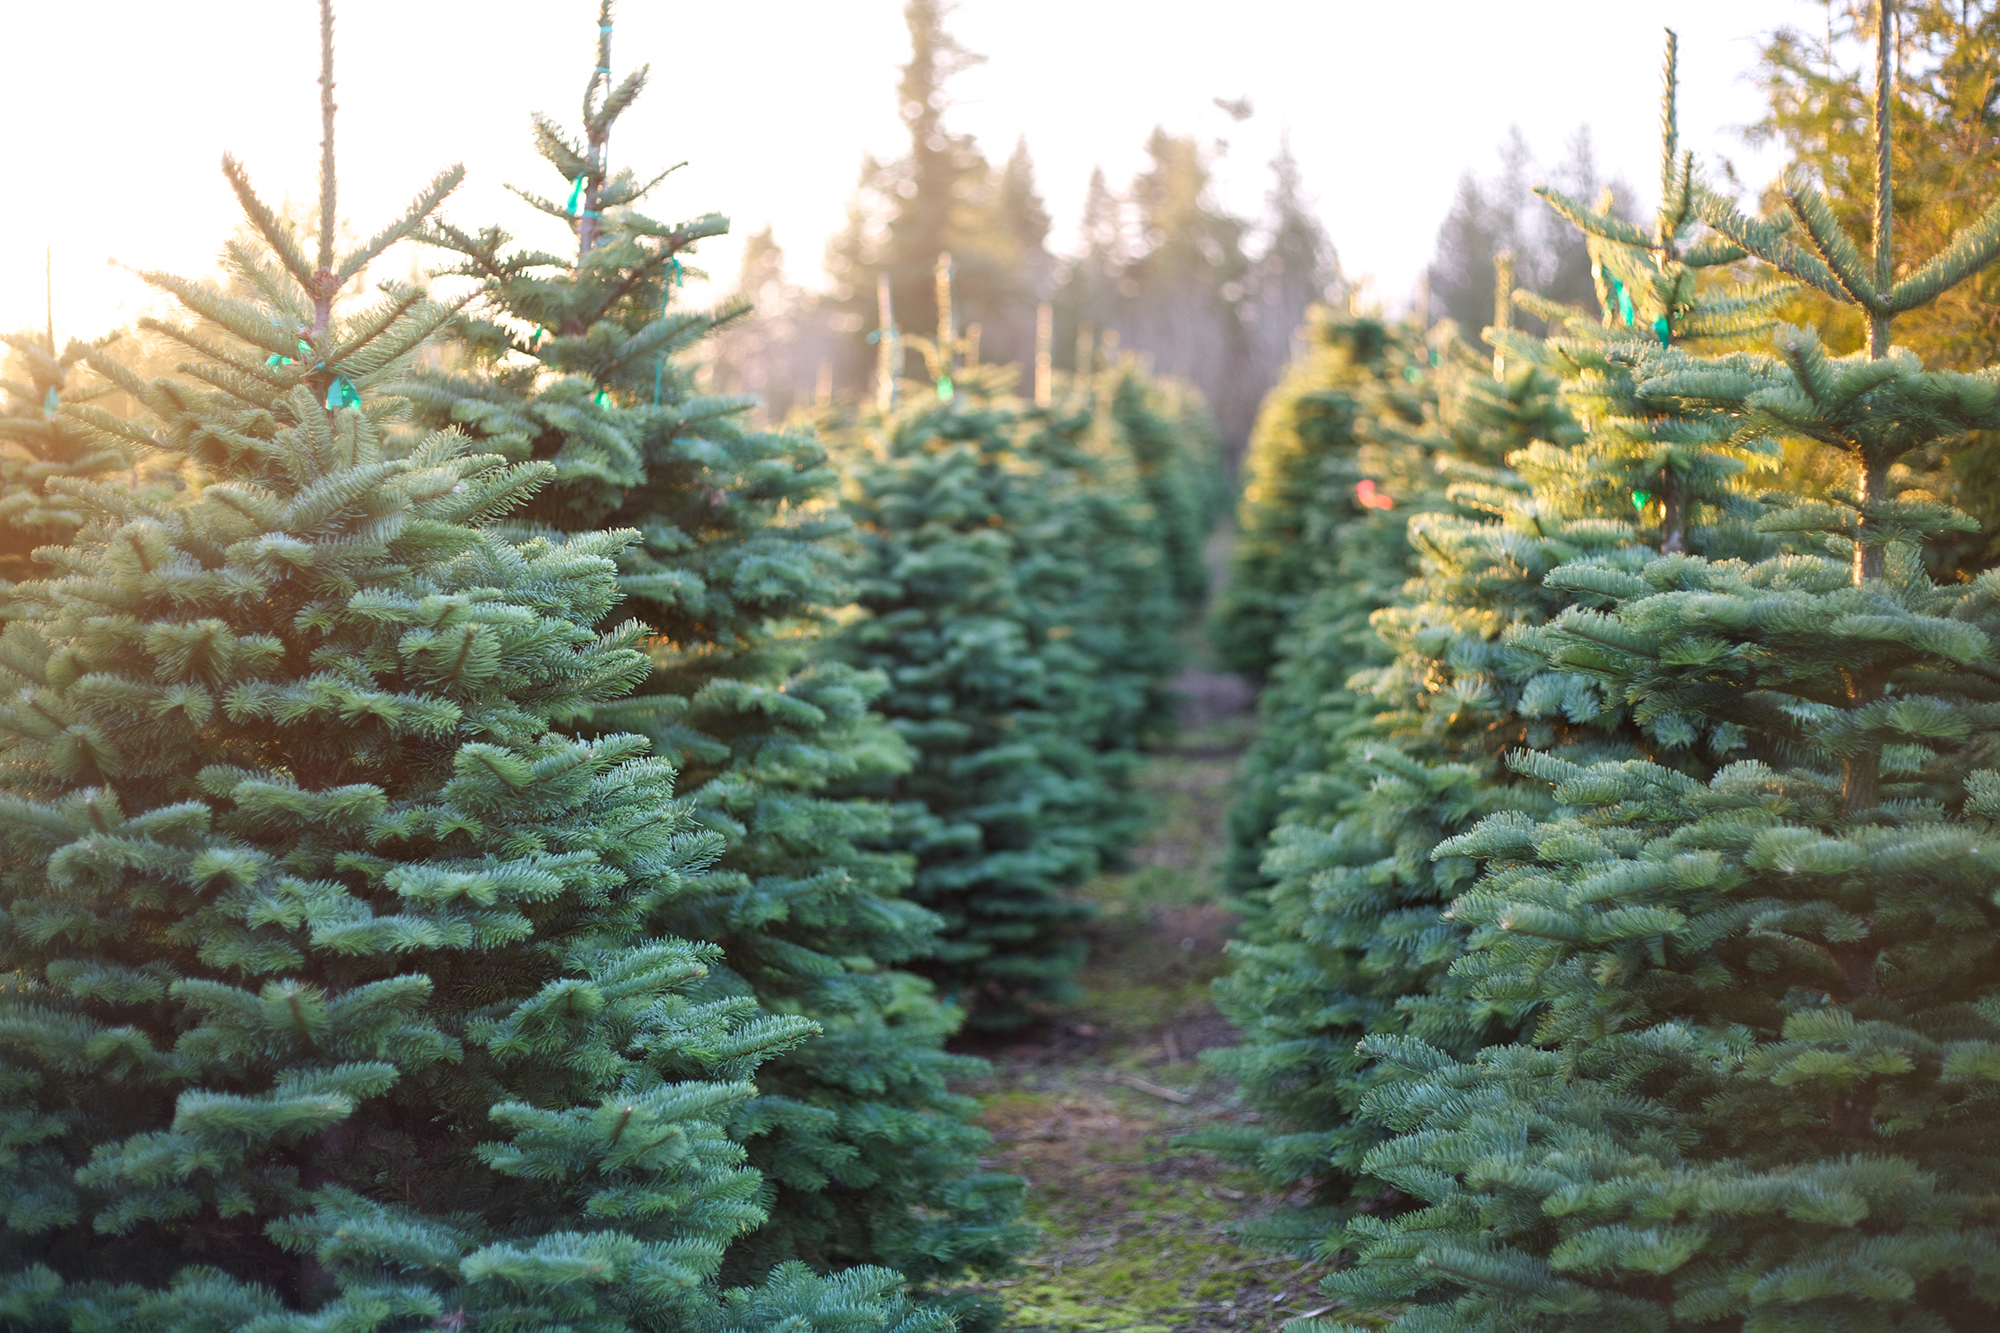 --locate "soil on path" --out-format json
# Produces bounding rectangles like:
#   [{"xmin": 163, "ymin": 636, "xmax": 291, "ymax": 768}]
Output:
[{"xmin": 953, "ymin": 669, "xmax": 1342, "ymax": 1333}]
